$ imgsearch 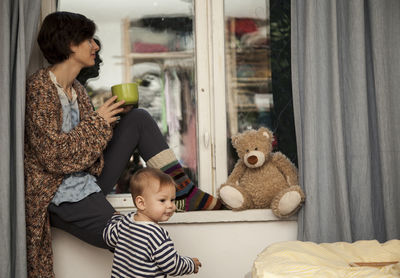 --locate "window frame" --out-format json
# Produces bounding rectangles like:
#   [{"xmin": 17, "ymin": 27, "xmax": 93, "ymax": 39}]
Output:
[{"xmin": 196, "ymin": 0, "xmax": 229, "ymax": 196}]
